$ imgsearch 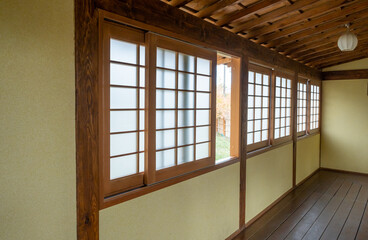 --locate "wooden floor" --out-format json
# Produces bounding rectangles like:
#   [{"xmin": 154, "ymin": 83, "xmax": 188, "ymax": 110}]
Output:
[{"xmin": 233, "ymin": 170, "xmax": 368, "ymax": 240}]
